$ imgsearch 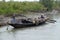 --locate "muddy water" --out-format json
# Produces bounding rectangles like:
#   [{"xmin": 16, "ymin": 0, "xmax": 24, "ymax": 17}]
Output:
[{"xmin": 0, "ymin": 10, "xmax": 60, "ymax": 40}]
